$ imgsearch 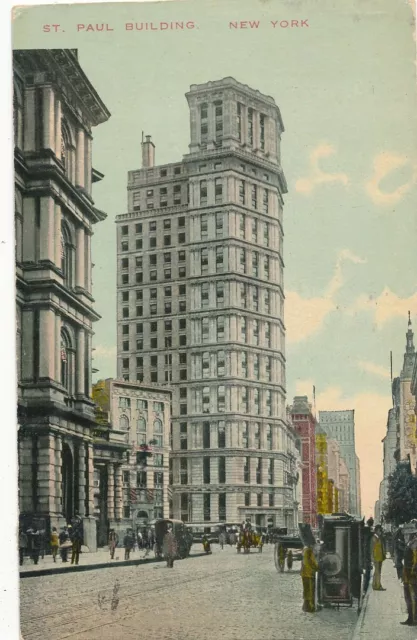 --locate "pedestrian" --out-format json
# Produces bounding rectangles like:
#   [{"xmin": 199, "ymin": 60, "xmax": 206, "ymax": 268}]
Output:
[
  {"xmin": 371, "ymin": 524, "xmax": 386, "ymax": 591},
  {"xmin": 70, "ymin": 523, "xmax": 82, "ymax": 565},
  {"xmin": 300, "ymin": 545, "xmax": 319, "ymax": 612},
  {"xmin": 137, "ymin": 530, "xmax": 143, "ymax": 551},
  {"xmin": 30, "ymin": 527, "xmax": 41, "ymax": 565},
  {"xmin": 50, "ymin": 527, "xmax": 59, "ymax": 563},
  {"xmin": 394, "ymin": 527, "xmax": 406, "ymax": 581},
  {"xmin": 108, "ymin": 529, "xmax": 118, "ymax": 560},
  {"xmin": 59, "ymin": 526, "xmax": 70, "ymax": 562},
  {"xmin": 363, "ymin": 518, "xmax": 374, "ymax": 592},
  {"xmin": 18, "ymin": 529, "xmax": 28, "ymax": 566},
  {"xmin": 401, "ymin": 530, "xmax": 417, "ymax": 626},
  {"xmin": 219, "ymin": 531, "xmax": 226, "ymax": 550},
  {"xmin": 124, "ymin": 529, "xmax": 134, "ymax": 561},
  {"xmin": 163, "ymin": 526, "xmax": 177, "ymax": 568}
]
